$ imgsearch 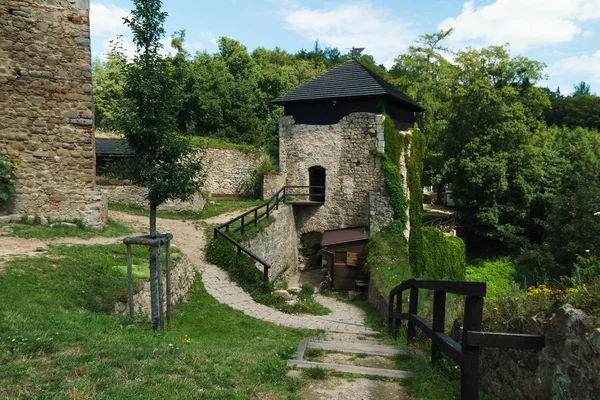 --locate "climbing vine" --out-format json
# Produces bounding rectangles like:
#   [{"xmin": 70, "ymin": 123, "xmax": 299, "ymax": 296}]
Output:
[{"xmin": 407, "ymin": 126, "xmax": 425, "ymax": 275}]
